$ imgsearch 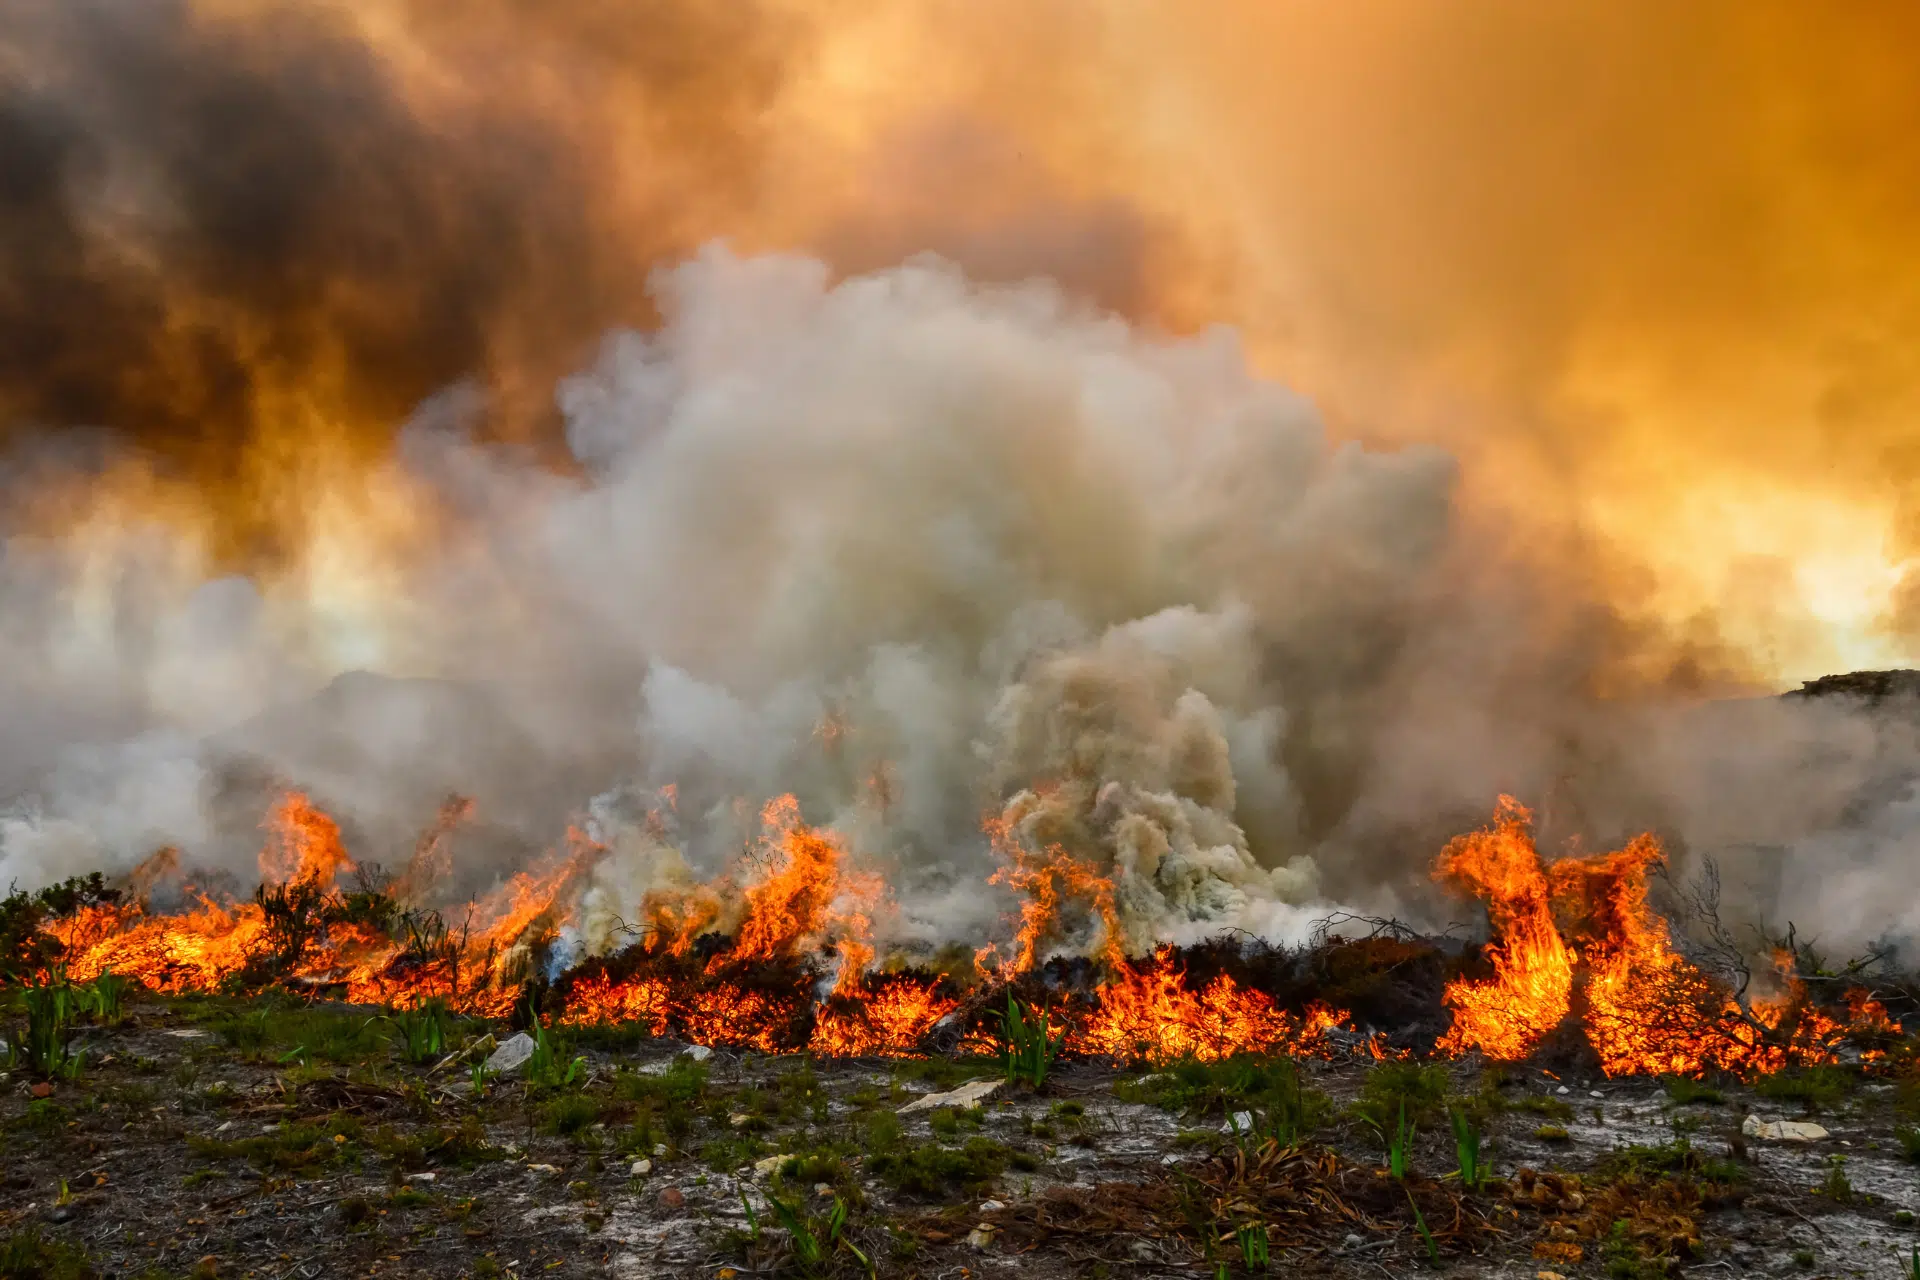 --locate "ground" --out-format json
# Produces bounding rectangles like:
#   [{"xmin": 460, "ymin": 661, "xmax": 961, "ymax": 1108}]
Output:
[{"xmin": 2, "ymin": 994, "xmax": 1917, "ymax": 1280}]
